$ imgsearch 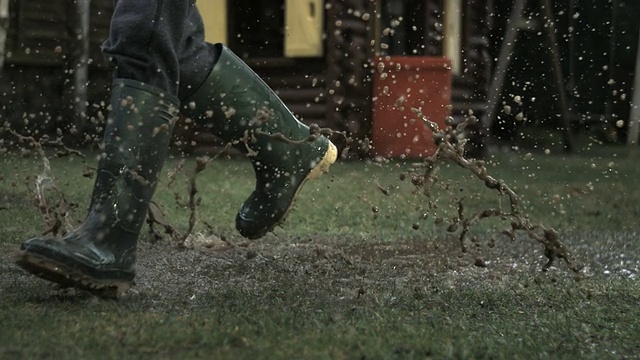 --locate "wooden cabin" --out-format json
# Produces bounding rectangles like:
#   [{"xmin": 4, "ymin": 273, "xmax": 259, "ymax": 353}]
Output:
[
  {"xmin": 192, "ymin": 0, "xmax": 492, "ymax": 157},
  {"xmin": 0, "ymin": 0, "xmax": 113, "ymax": 141},
  {"xmin": 4, "ymin": 0, "xmax": 640, "ymax": 157},
  {"xmin": 0, "ymin": 0, "xmax": 493, "ymax": 157}
]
